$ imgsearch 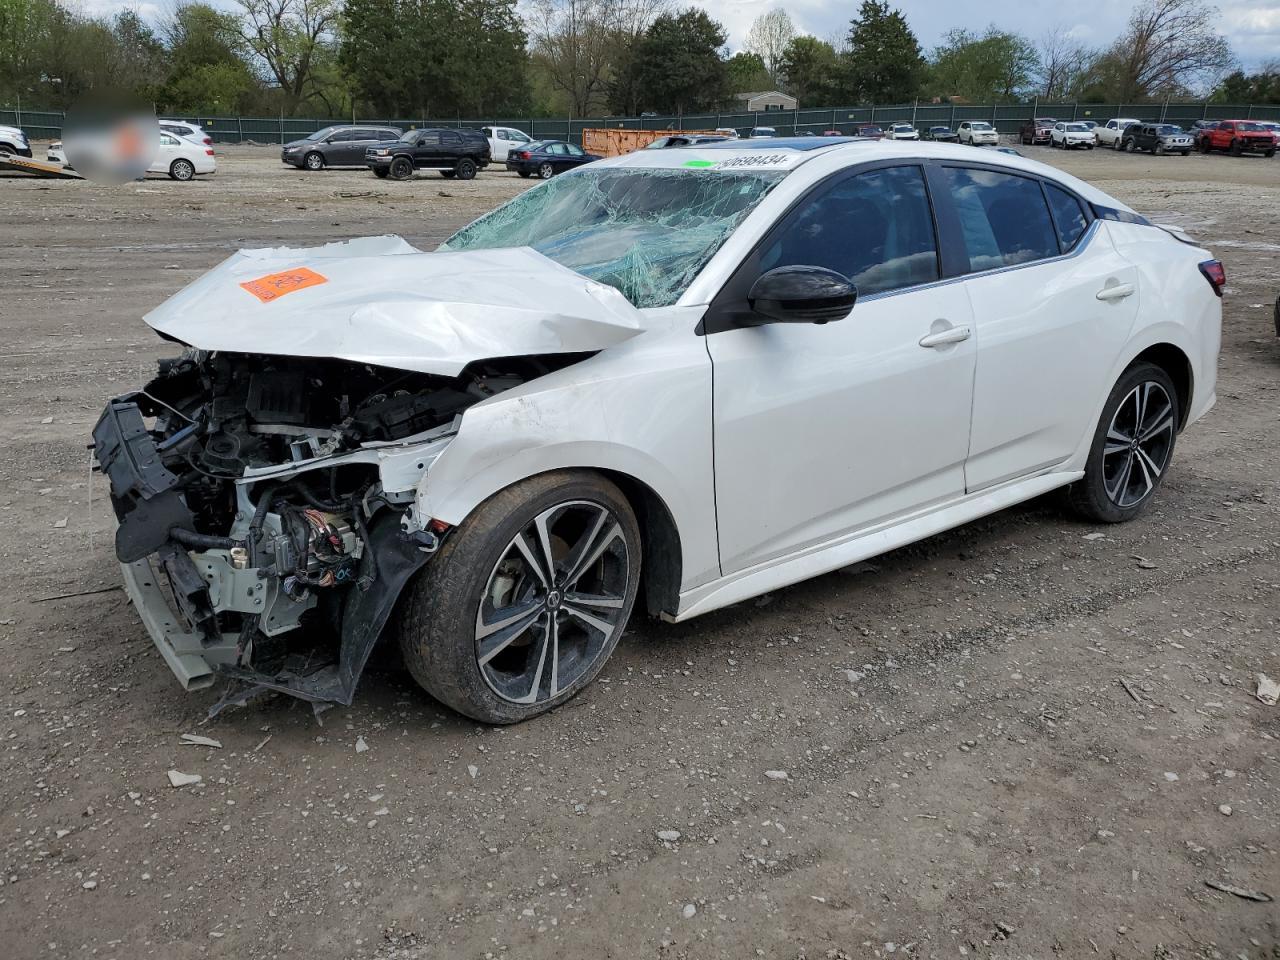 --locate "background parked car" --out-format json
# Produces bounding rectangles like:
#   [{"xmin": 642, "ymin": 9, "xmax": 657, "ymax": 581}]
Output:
[
  {"xmin": 643, "ymin": 134, "xmax": 730, "ymax": 149},
  {"xmin": 481, "ymin": 125, "xmax": 534, "ymax": 161},
  {"xmin": 1050, "ymin": 121, "xmax": 1095, "ymax": 149},
  {"xmin": 1197, "ymin": 120, "xmax": 1277, "ymax": 157},
  {"xmin": 1096, "ymin": 118, "xmax": 1141, "ymax": 149},
  {"xmin": 1079, "ymin": 119, "xmax": 1099, "ymax": 138},
  {"xmin": 505, "ymin": 140, "xmax": 600, "ymax": 178},
  {"xmin": 713, "ymin": 127, "xmax": 740, "ymax": 138},
  {"xmin": 922, "ymin": 125, "xmax": 959, "ymax": 142},
  {"xmin": 1019, "ymin": 117, "xmax": 1057, "ymax": 145},
  {"xmin": 0, "ymin": 124, "xmax": 31, "ymax": 156},
  {"xmin": 282, "ymin": 125, "xmax": 401, "ymax": 169},
  {"xmin": 1123, "ymin": 123, "xmax": 1193, "ymax": 155},
  {"xmin": 821, "ymin": 129, "xmax": 843, "ymax": 136},
  {"xmin": 957, "ymin": 120, "xmax": 998, "ymax": 145},
  {"xmin": 48, "ymin": 131, "xmax": 215, "ymax": 180},
  {"xmin": 159, "ymin": 120, "xmax": 212, "ymax": 147},
  {"xmin": 1184, "ymin": 119, "xmax": 1217, "ymax": 143},
  {"xmin": 851, "ymin": 123, "xmax": 884, "ymax": 139},
  {"xmin": 366, "ymin": 127, "xmax": 491, "ymax": 180},
  {"xmin": 886, "ymin": 123, "xmax": 919, "ymax": 140},
  {"xmin": 748, "ymin": 126, "xmax": 777, "ymax": 138}
]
